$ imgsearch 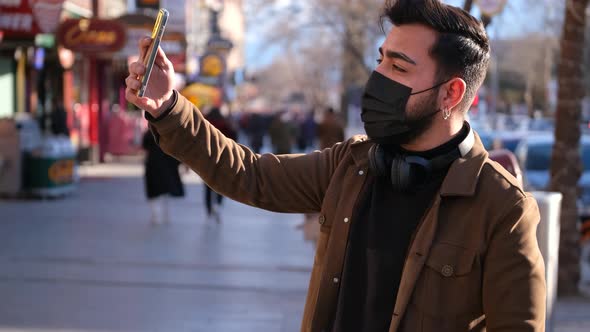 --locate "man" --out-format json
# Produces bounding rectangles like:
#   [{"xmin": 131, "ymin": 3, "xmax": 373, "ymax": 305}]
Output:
[
  {"xmin": 317, "ymin": 108, "xmax": 345, "ymax": 150},
  {"xmin": 125, "ymin": 1, "xmax": 546, "ymax": 331}
]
